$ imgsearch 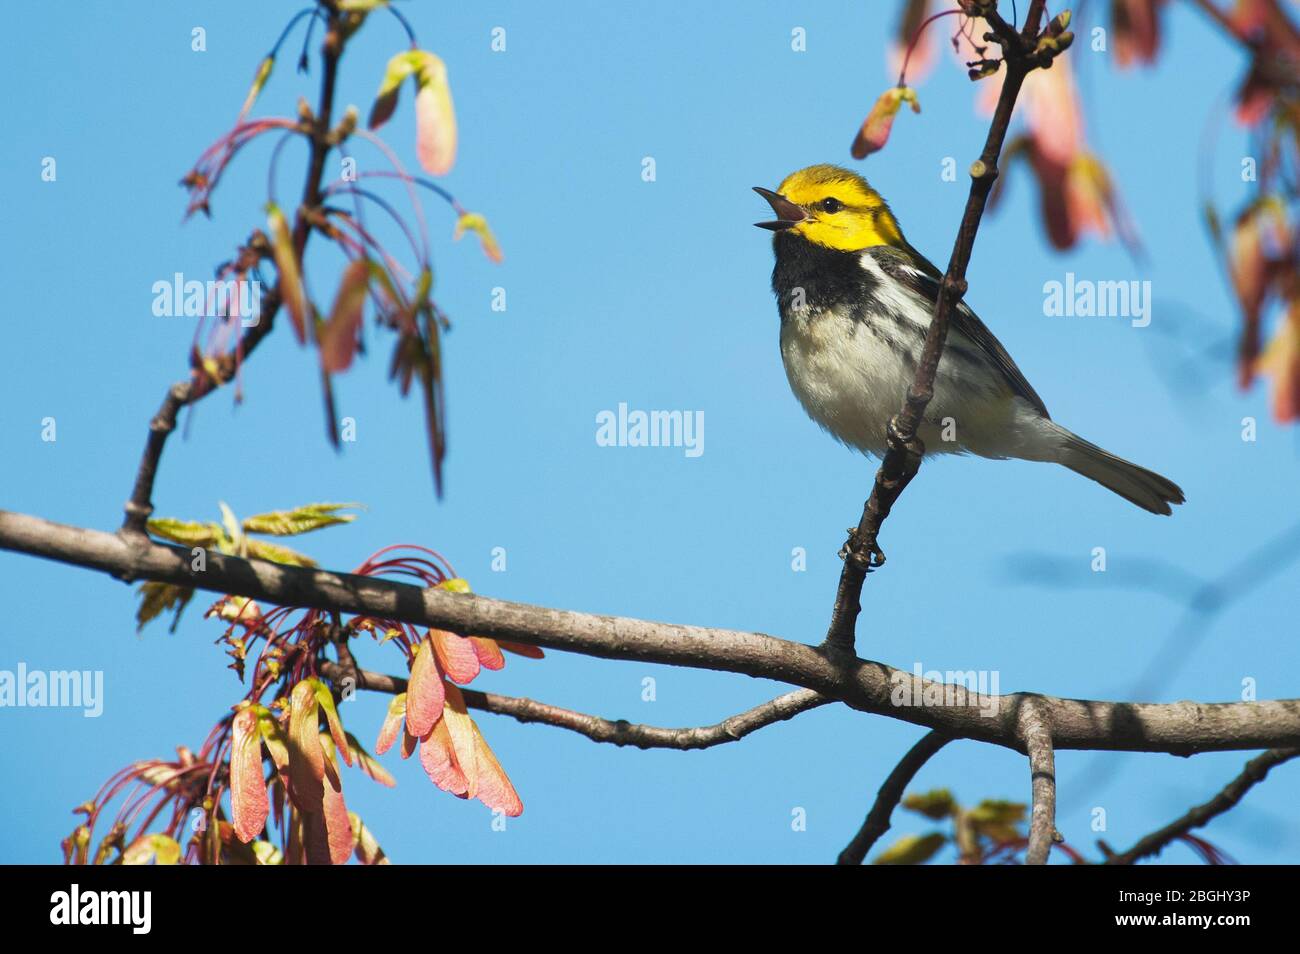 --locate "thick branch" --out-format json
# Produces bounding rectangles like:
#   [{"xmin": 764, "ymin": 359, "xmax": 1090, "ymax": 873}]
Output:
[
  {"xmin": 319, "ymin": 661, "xmax": 829, "ymax": 750},
  {"xmin": 1104, "ymin": 747, "xmax": 1300, "ymax": 864},
  {"xmin": 824, "ymin": 0, "xmax": 1050, "ymax": 653},
  {"xmin": 5, "ymin": 509, "xmax": 1300, "ymax": 755},
  {"xmin": 837, "ymin": 730, "xmax": 952, "ymax": 865},
  {"xmin": 121, "ymin": 12, "xmax": 346, "ymax": 535},
  {"xmin": 1018, "ymin": 700, "xmax": 1057, "ymax": 865}
]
